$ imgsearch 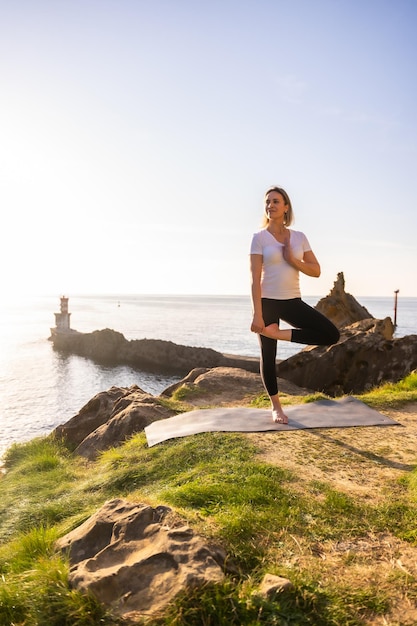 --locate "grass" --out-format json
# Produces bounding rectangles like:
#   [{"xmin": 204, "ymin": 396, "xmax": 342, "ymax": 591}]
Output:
[
  {"xmin": 0, "ymin": 374, "xmax": 417, "ymax": 624},
  {"xmin": 150, "ymin": 578, "xmax": 391, "ymax": 626},
  {"xmin": 249, "ymin": 371, "xmax": 417, "ymax": 410},
  {"xmin": 358, "ymin": 370, "xmax": 417, "ymax": 408},
  {"xmin": 170, "ymin": 383, "xmax": 205, "ymax": 402}
]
